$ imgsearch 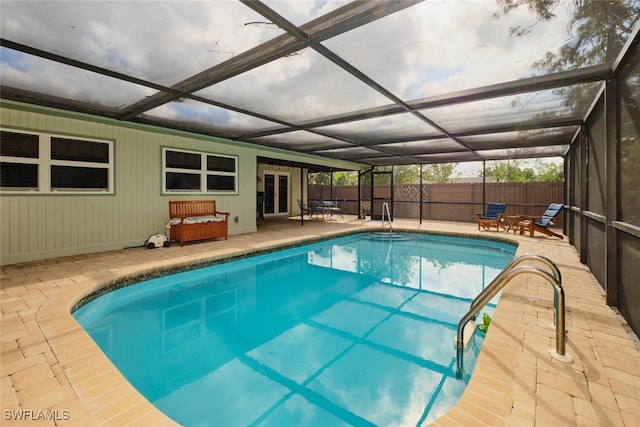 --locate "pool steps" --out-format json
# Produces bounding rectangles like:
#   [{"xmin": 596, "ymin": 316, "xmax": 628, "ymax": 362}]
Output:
[{"xmin": 365, "ymin": 232, "xmax": 414, "ymax": 241}]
